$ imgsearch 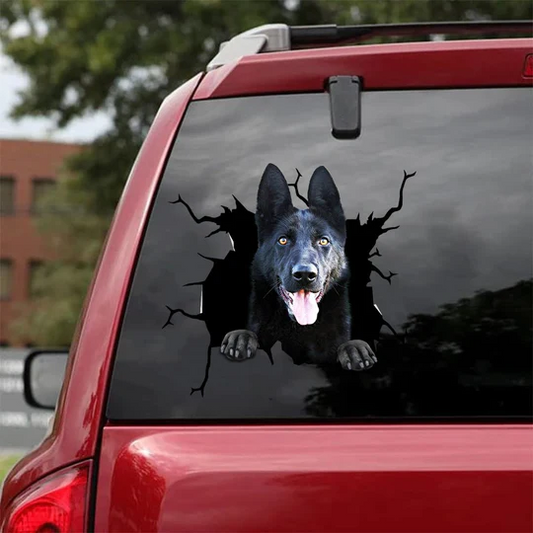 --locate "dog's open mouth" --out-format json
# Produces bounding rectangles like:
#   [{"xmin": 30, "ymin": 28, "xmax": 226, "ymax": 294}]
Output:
[{"xmin": 279, "ymin": 283, "xmax": 324, "ymax": 326}]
